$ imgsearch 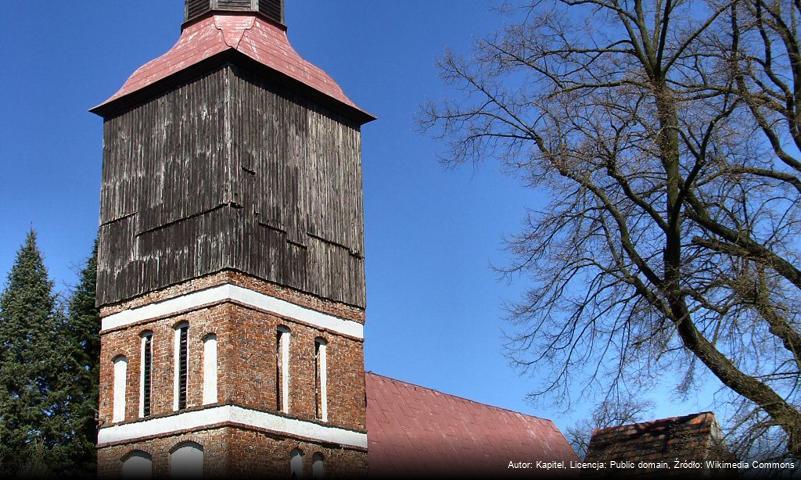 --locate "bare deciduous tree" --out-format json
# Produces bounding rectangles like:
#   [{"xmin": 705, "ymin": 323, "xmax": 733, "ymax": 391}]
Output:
[
  {"xmin": 566, "ymin": 398, "xmax": 654, "ymax": 459},
  {"xmin": 422, "ymin": 0, "xmax": 801, "ymax": 458}
]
